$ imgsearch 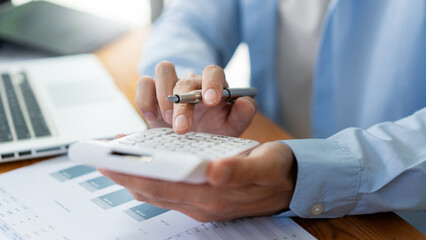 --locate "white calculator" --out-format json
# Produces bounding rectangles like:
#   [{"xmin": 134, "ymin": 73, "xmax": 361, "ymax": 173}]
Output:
[{"xmin": 68, "ymin": 128, "xmax": 259, "ymax": 183}]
